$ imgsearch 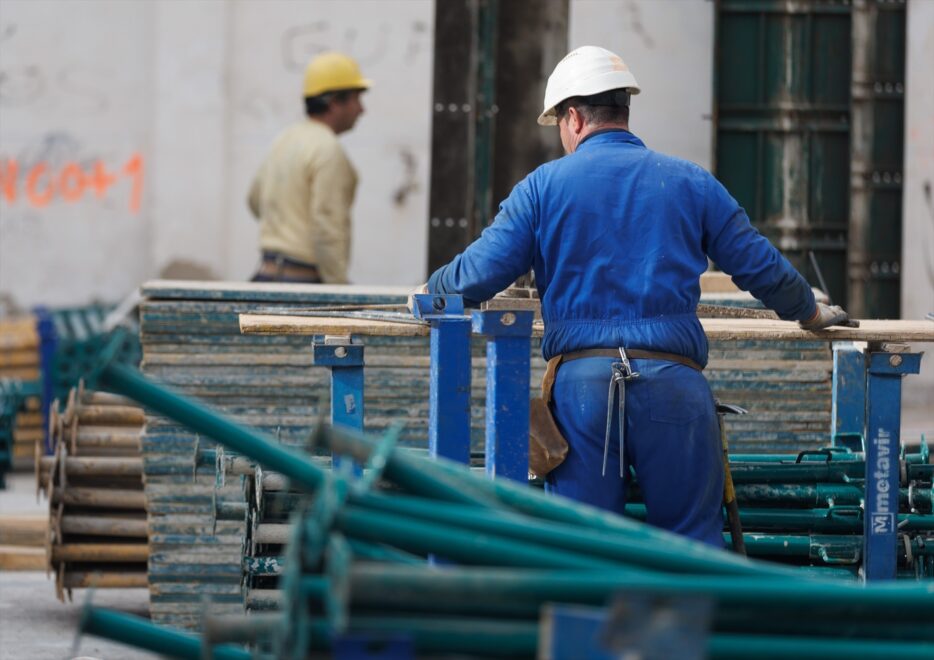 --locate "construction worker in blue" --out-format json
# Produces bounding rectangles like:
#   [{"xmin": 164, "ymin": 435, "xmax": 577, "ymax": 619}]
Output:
[{"xmin": 419, "ymin": 46, "xmax": 852, "ymax": 546}]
